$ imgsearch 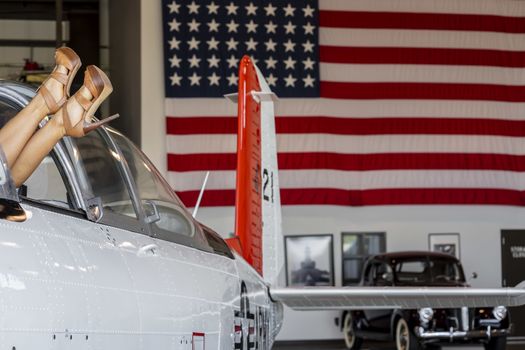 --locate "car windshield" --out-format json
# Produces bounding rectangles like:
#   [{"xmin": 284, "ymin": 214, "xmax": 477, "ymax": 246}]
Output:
[{"xmin": 393, "ymin": 257, "xmax": 465, "ymax": 284}]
